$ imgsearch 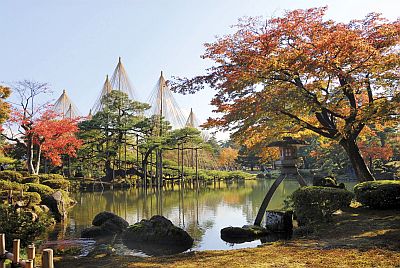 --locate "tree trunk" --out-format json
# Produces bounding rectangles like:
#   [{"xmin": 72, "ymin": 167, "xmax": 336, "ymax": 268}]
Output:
[
  {"xmin": 103, "ymin": 159, "xmax": 113, "ymax": 182},
  {"xmin": 34, "ymin": 144, "xmax": 42, "ymax": 175},
  {"xmin": 340, "ymin": 138, "xmax": 375, "ymax": 182},
  {"xmin": 27, "ymin": 137, "xmax": 35, "ymax": 174}
]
